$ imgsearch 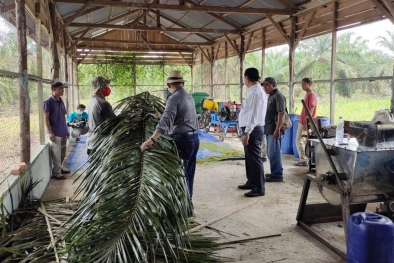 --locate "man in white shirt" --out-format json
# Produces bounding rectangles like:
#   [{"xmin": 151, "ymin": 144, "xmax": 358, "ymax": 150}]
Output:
[{"xmin": 237, "ymin": 68, "xmax": 268, "ymax": 197}]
